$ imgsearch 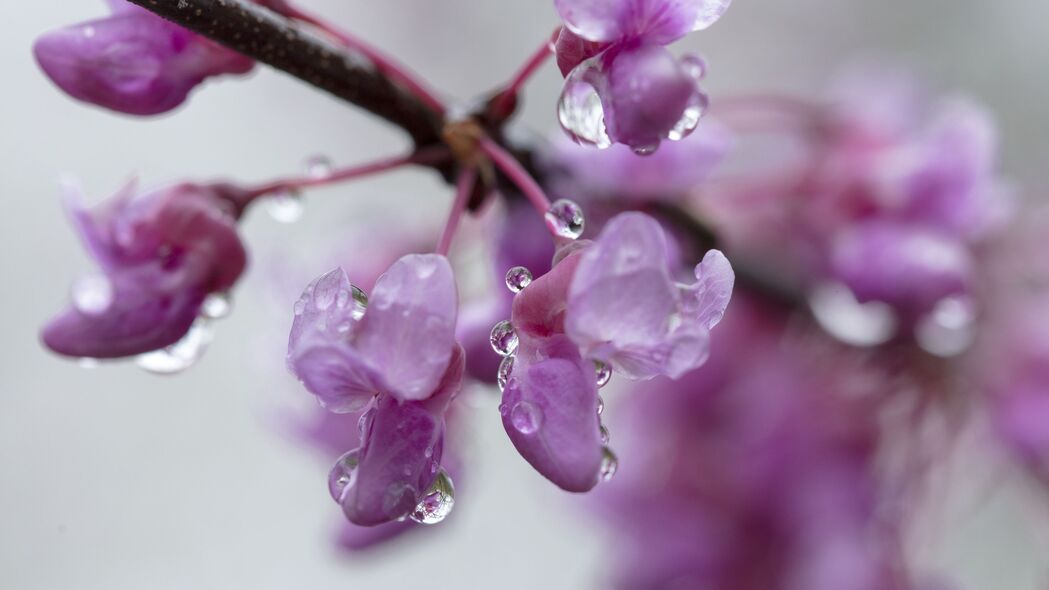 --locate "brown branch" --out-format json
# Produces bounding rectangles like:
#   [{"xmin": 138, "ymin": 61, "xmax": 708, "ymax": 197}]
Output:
[{"xmin": 127, "ymin": 0, "xmax": 445, "ymax": 150}]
